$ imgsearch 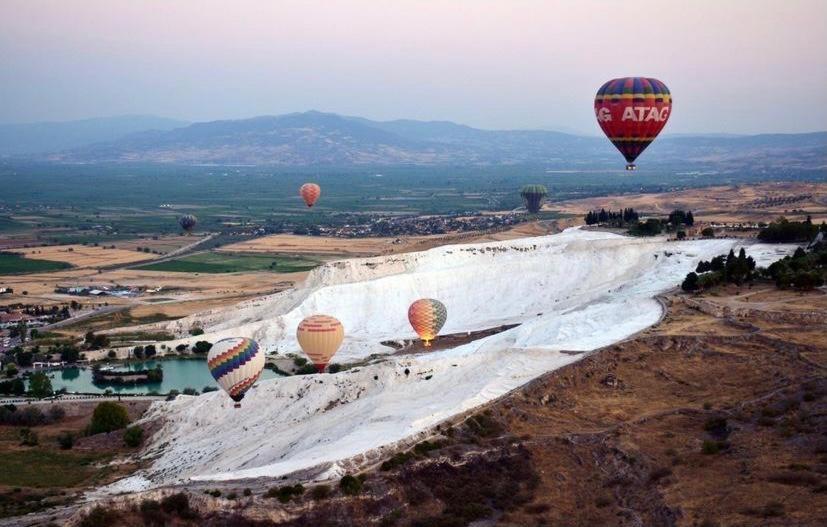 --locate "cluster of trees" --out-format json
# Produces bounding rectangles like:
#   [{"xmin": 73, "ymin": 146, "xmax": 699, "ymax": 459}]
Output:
[
  {"xmin": 0, "ymin": 372, "xmax": 52, "ymax": 397},
  {"xmin": 84, "ymin": 331, "xmax": 110, "ymax": 350},
  {"xmin": 668, "ymin": 209, "xmax": 695, "ymax": 226},
  {"xmin": 682, "ymin": 248, "xmax": 757, "ymax": 291},
  {"xmin": 584, "ymin": 208, "xmax": 639, "ymax": 226},
  {"xmin": 132, "ymin": 344, "xmax": 157, "ymax": 359},
  {"xmin": 758, "ymin": 216, "xmax": 826, "ymax": 243},
  {"xmin": 0, "ymin": 404, "xmax": 63, "ymax": 426},
  {"xmin": 191, "ymin": 341, "xmax": 213, "ymax": 354},
  {"xmin": 765, "ymin": 245, "xmax": 826, "ymax": 290},
  {"xmin": 628, "ymin": 218, "xmax": 663, "ymax": 236}
]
